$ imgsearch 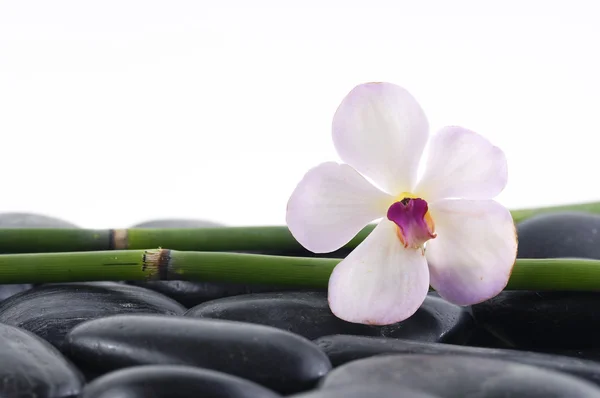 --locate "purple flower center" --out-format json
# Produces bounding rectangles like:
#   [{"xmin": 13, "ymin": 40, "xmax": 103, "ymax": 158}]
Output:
[{"xmin": 387, "ymin": 198, "xmax": 436, "ymax": 249}]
